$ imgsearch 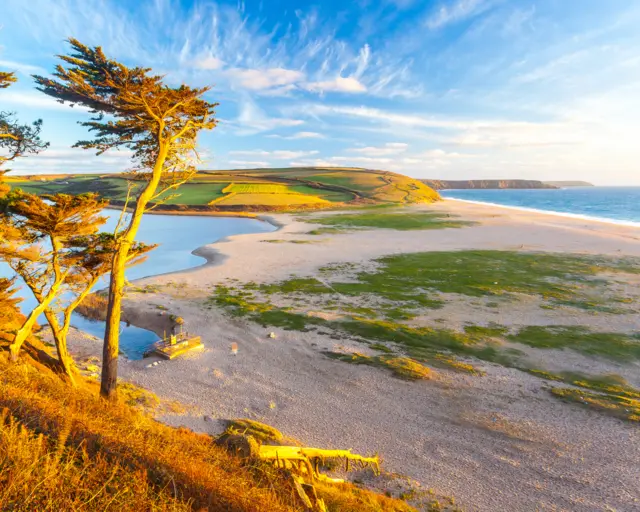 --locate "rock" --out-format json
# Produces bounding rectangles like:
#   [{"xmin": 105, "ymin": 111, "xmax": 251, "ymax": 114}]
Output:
[{"xmin": 204, "ymin": 415, "xmax": 214, "ymax": 422}]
